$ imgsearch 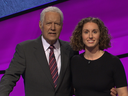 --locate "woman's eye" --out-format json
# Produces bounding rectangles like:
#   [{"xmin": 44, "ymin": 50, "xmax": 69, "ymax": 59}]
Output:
[
  {"xmin": 84, "ymin": 31, "xmax": 88, "ymax": 34},
  {"xmin": 93, "ymin": 31, "xmax": 97, "ymax": 33}
]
